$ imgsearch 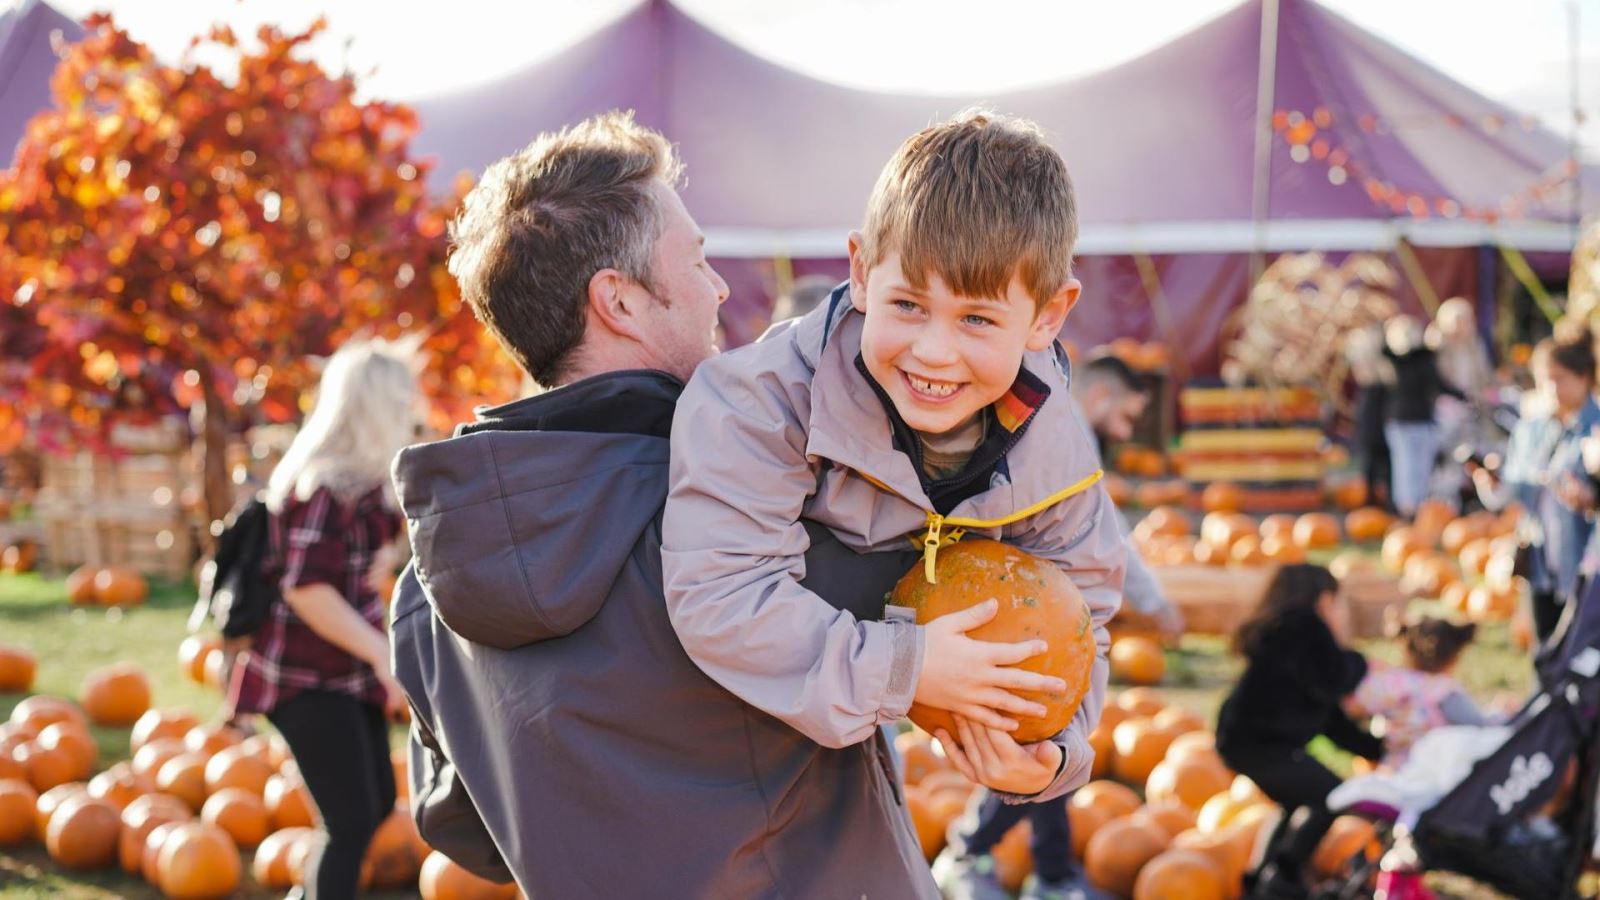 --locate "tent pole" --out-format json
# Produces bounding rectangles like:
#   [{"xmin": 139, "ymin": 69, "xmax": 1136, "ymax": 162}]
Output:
[
  {"xmin": 1249, "ymin": 0, "xmax": 1282, "ymax": 287},
  {"xmin": 1570, "ymin": 0, "xmax": 1583, "ymax": 238}
]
